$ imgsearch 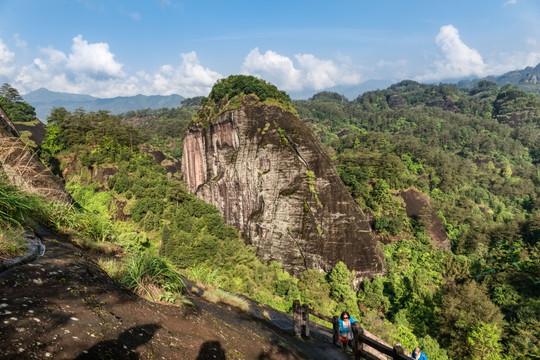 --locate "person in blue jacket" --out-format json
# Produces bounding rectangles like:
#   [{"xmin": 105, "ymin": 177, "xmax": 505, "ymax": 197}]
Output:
[
  {"xmin": 412, "ymin": 347, "xmax": 428, "ymax": 360},
  {"xmin": 338, "ymin": 311, "xmax": 358, "ymax": 352}
]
